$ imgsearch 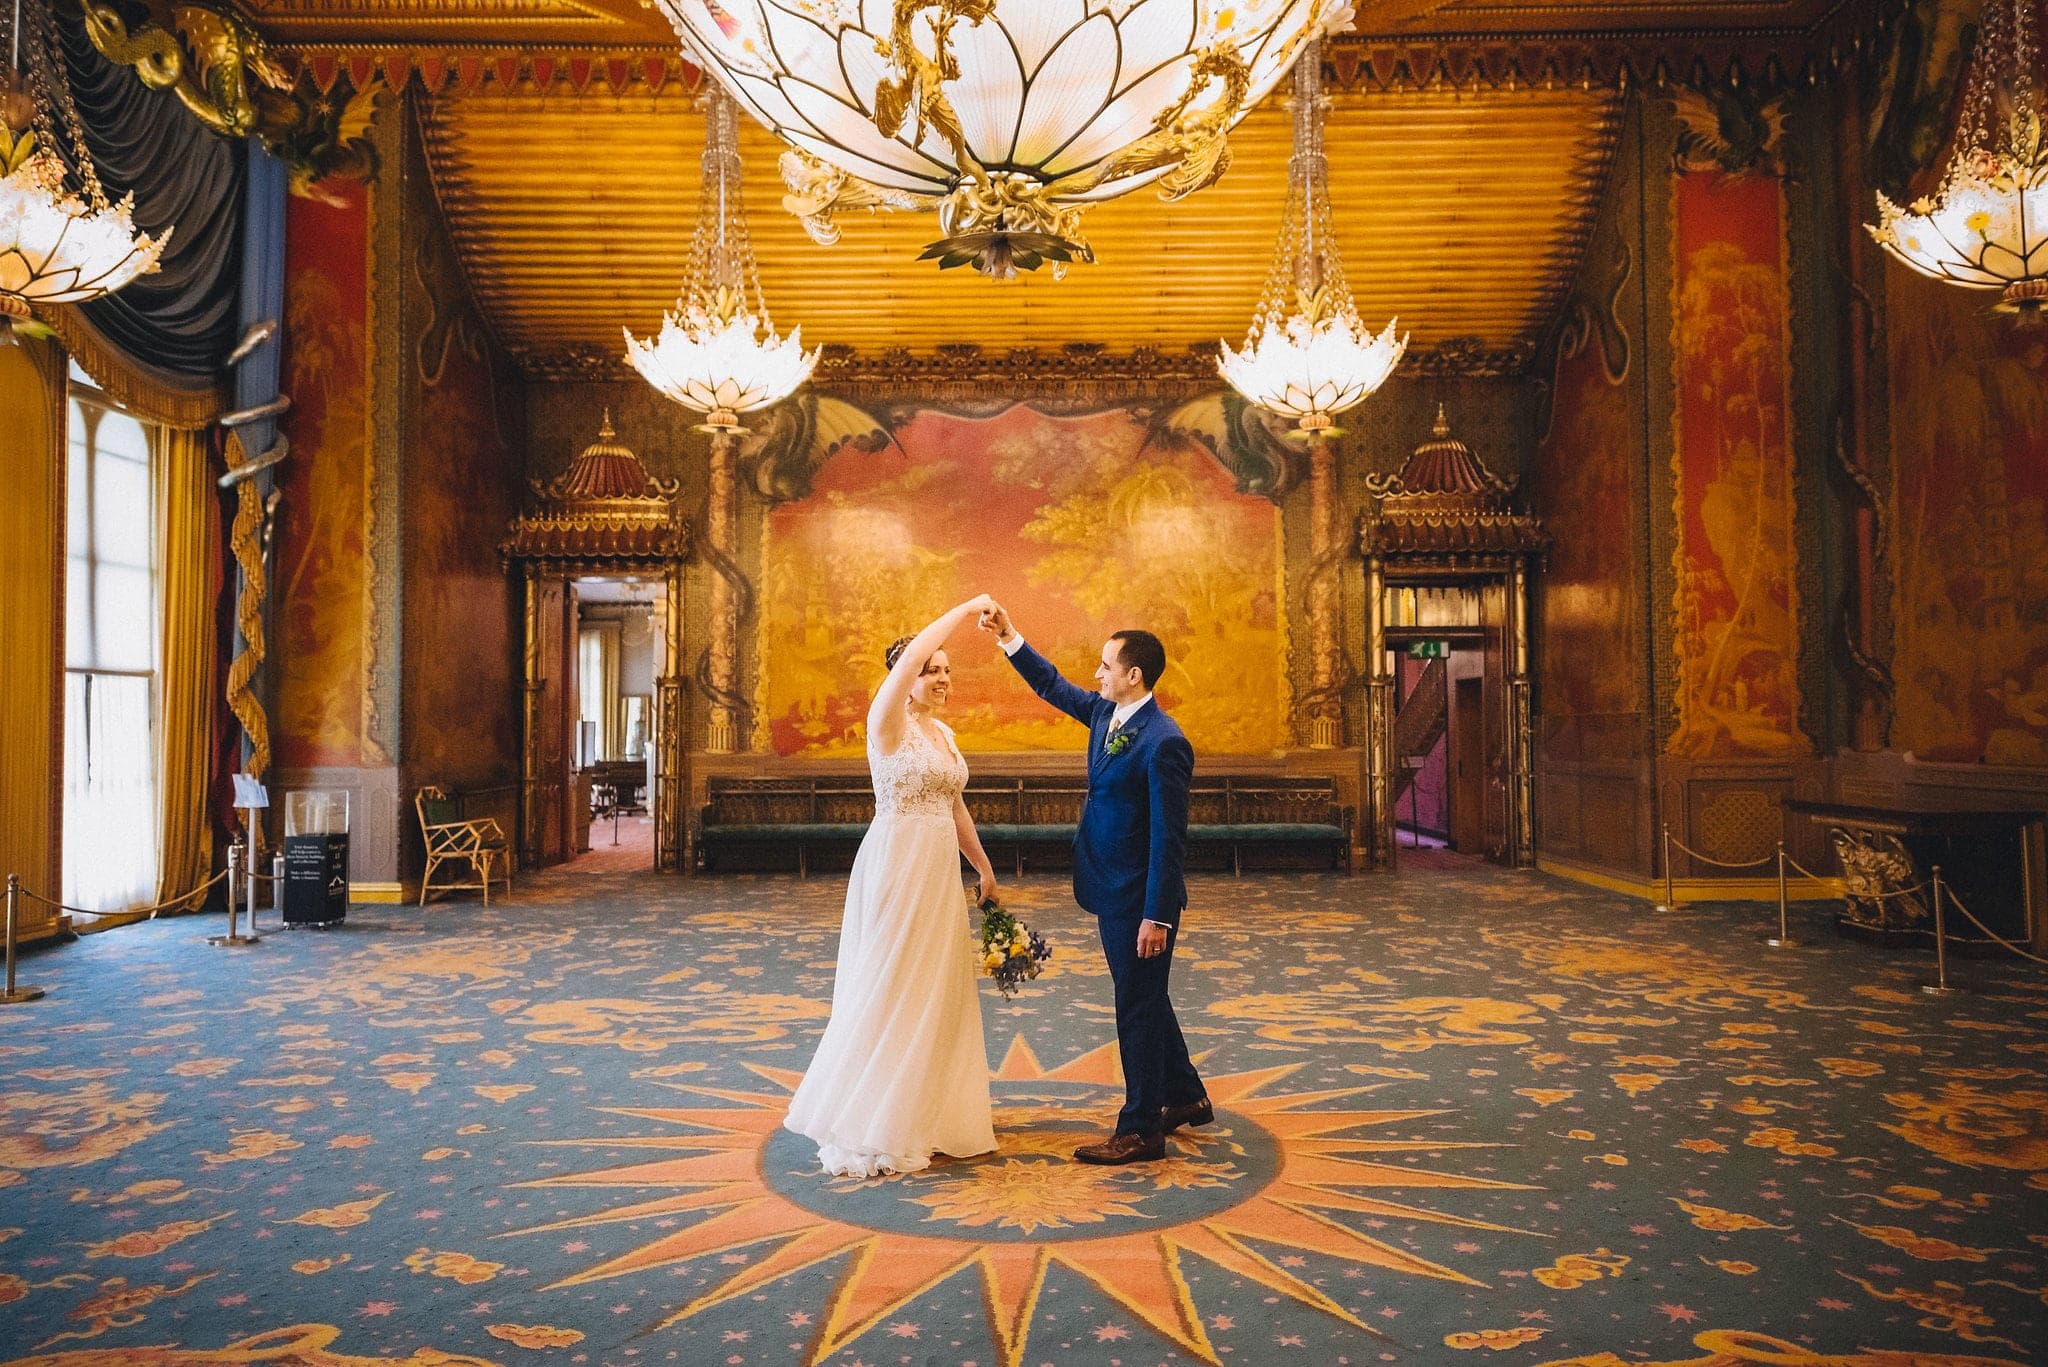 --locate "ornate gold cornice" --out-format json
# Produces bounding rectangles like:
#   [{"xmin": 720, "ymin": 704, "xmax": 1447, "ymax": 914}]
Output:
[
  {"xmin": 520, "ymin": 338, "xmax": 1542, "ymax": 393},
  {"xmin": 260, "ymin": 3, "xmax": 1892, "ymax": 98}
]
